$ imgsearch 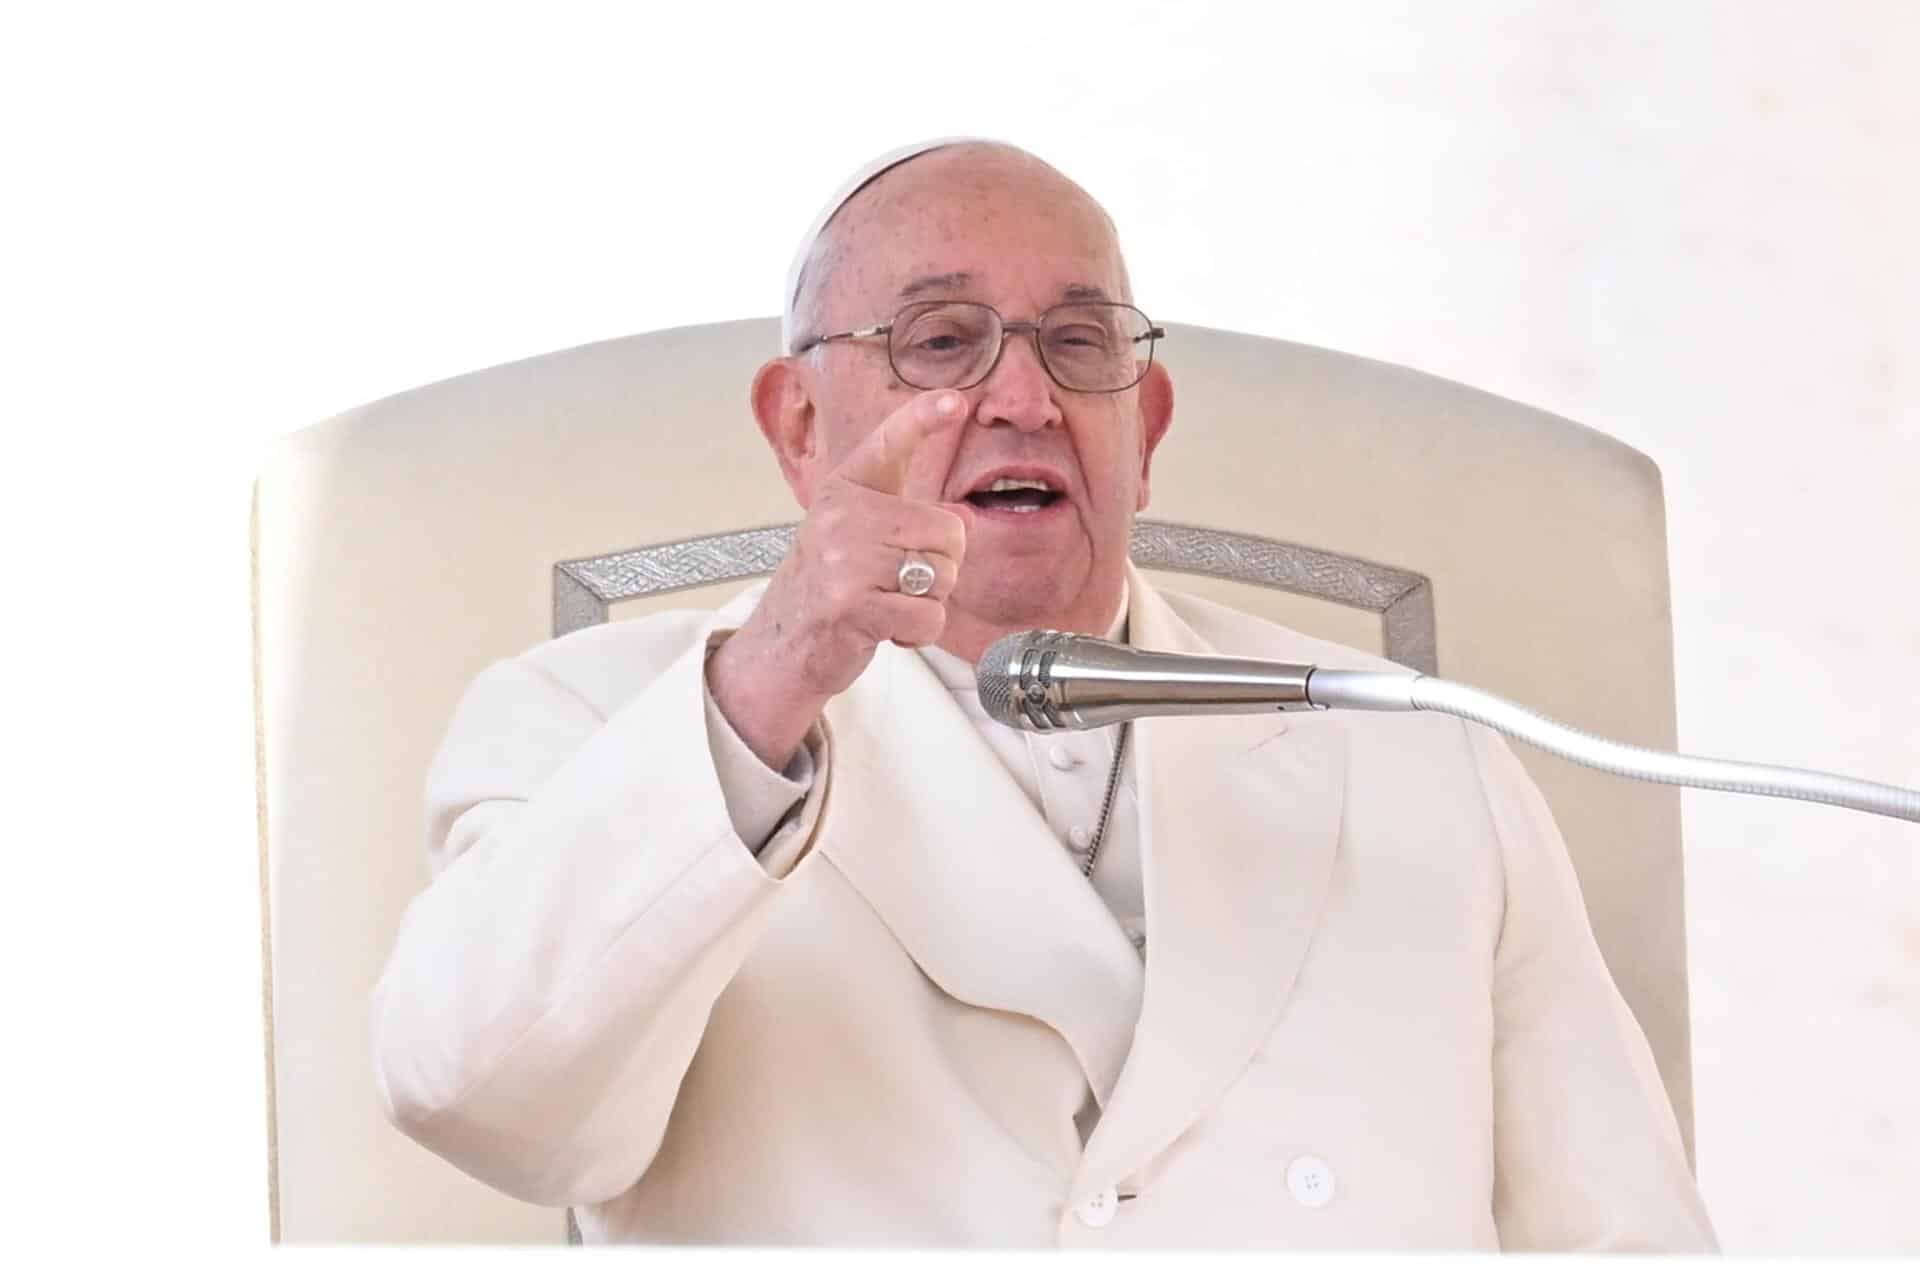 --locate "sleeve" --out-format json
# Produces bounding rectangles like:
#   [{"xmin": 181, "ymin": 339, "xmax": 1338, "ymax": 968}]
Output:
[
  {"xmin": 369, "ymin": 628, "xmax": 830, "ymax": 1208},
  {"xmin": 702, "ymin": 670, "xmax": 813, "ymax": 854},
  {"xmin": 1468, "ymin": 726, "xmax": 1719, "ymax": 1252}
]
